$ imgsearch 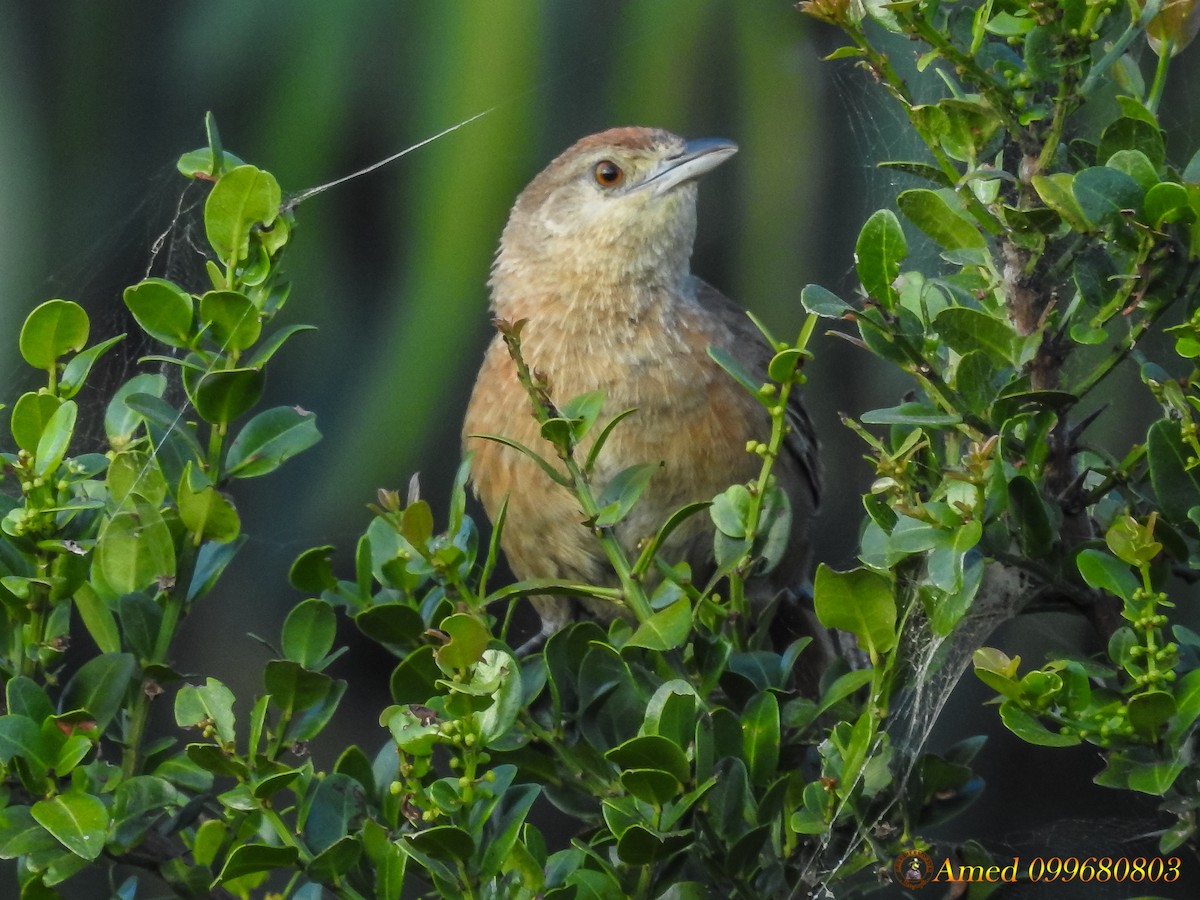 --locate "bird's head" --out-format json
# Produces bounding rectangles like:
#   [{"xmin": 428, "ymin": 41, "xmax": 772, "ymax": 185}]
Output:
[{"xmin": 491, "ymin": 127, "xmax": 737, "ymax": 308}]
